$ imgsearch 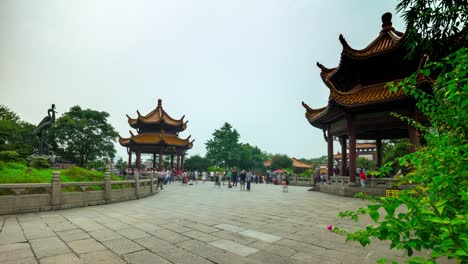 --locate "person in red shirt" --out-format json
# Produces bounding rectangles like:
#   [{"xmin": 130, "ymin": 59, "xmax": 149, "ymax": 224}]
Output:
[{"xmin": 360, "ymin": 169, "xmax": 366, "ymax": 188}]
